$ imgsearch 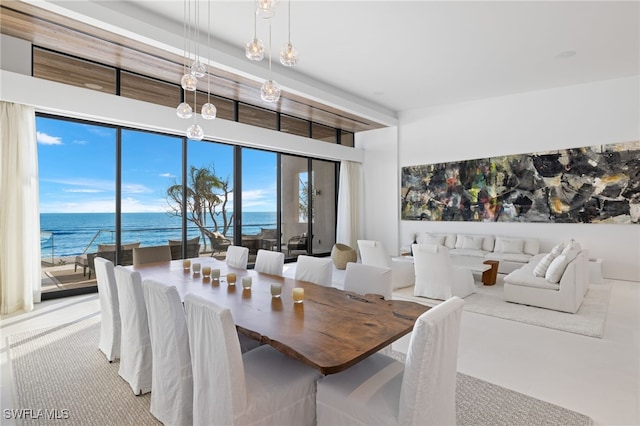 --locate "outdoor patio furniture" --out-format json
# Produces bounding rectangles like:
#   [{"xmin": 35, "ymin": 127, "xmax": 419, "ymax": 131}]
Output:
[
  {"xmin": 168, "ymin": 236, "xmax": 201, "ymax": 260},
  {"xmin": 287, "ymin": 234, "xmax": 308, "ymax": 255},
  {"xmin": 205, "ymin": 231, "xmax": 232, "ymax": 256}
]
